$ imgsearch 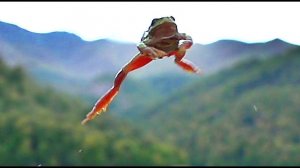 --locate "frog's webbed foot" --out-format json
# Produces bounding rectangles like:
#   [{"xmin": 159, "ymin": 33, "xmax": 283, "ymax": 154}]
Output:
[
  {"xmin": 81, "ymin": 88, "xmax": 119, "ymax": 125},
  {"xmin": 195, "ymin": 68, "xmax": 204, "ymax": 76},
  {"xmin": 81, "ymin": 108, "xmax": 105, "ymax": 125},
  {"xmin": 81, "ymin": 106, "xmax": 108, "ymax": 125}
]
